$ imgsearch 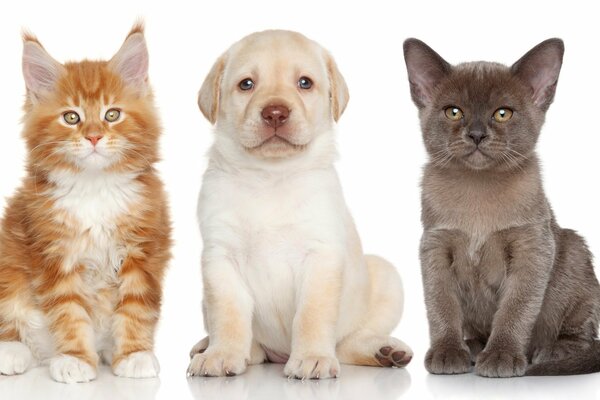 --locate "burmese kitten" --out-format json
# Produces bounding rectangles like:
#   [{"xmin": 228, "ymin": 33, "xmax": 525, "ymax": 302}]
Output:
[
  {"xmin": 404, "ymin": 38, "xmax": 600, "ymax": 377},
  {"xmin": 0, "ymin": 24, "xmax": 171, "ymax": 383}
]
